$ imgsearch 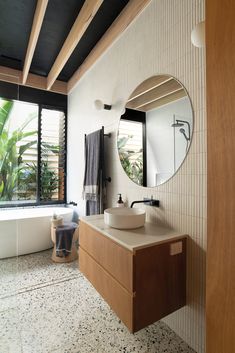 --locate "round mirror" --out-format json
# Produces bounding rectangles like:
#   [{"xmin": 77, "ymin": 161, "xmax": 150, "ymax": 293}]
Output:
[{"xmin": 117, "ymin": 75, "xmax": 193, "ymax": 187}]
